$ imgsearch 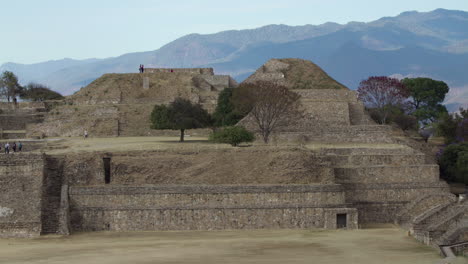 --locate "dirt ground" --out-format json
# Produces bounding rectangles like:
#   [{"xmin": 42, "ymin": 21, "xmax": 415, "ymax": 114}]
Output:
[
  {"xmin": 39, "ymin": 136, "xmax": 223, "ymax": 154},
  {"xmin": 1, "ymin": 226, "xmax": 465, "ymax": 264},
  {"xmin": 38, "ymin": 136, "xmax": 410, "ymax": 155}
]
